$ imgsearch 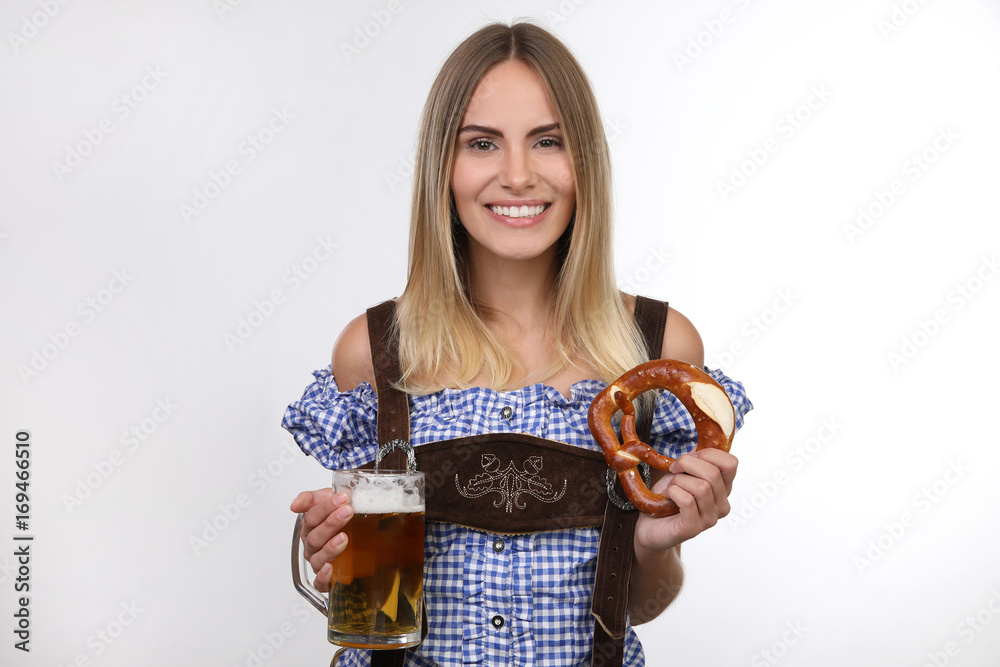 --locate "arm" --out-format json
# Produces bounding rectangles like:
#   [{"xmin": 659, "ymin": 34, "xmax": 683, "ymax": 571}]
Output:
[
  {"xmin": 627, "ymin": 307, "xmax": 738, "ymax": 624},
  {"xmin": 289, "ymin": 313, "xmax": 375, "ymax": 591}
]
